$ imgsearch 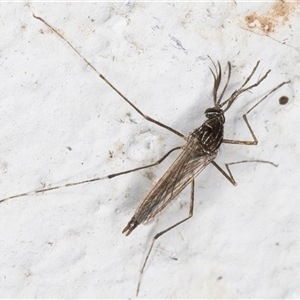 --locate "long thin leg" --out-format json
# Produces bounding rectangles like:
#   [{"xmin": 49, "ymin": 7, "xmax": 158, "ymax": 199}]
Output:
[
  {"xmin": 220, "ymin": 61, "xmax": 269, "ymax": 111},
  {"xmin": 211, "ymin": 159, "xmax": 277, "ymax": 186},
  {"xmin": 32, "ymin": 14, "xmax": 186, "ymax": 141},
  {"xmin": 223, "ymin": 80, "xmax": 290, "ymax": 145},
  {"xmin": 0, "ymin": 146, "xmax": 183, "ymax": 204},
  {"xmin": 134, "ymin": 157, "xmax": 277, "ymax": 296},
  {"xmin": 136, "ymin": 179, "xmax": 195, "ymax": 296}
]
